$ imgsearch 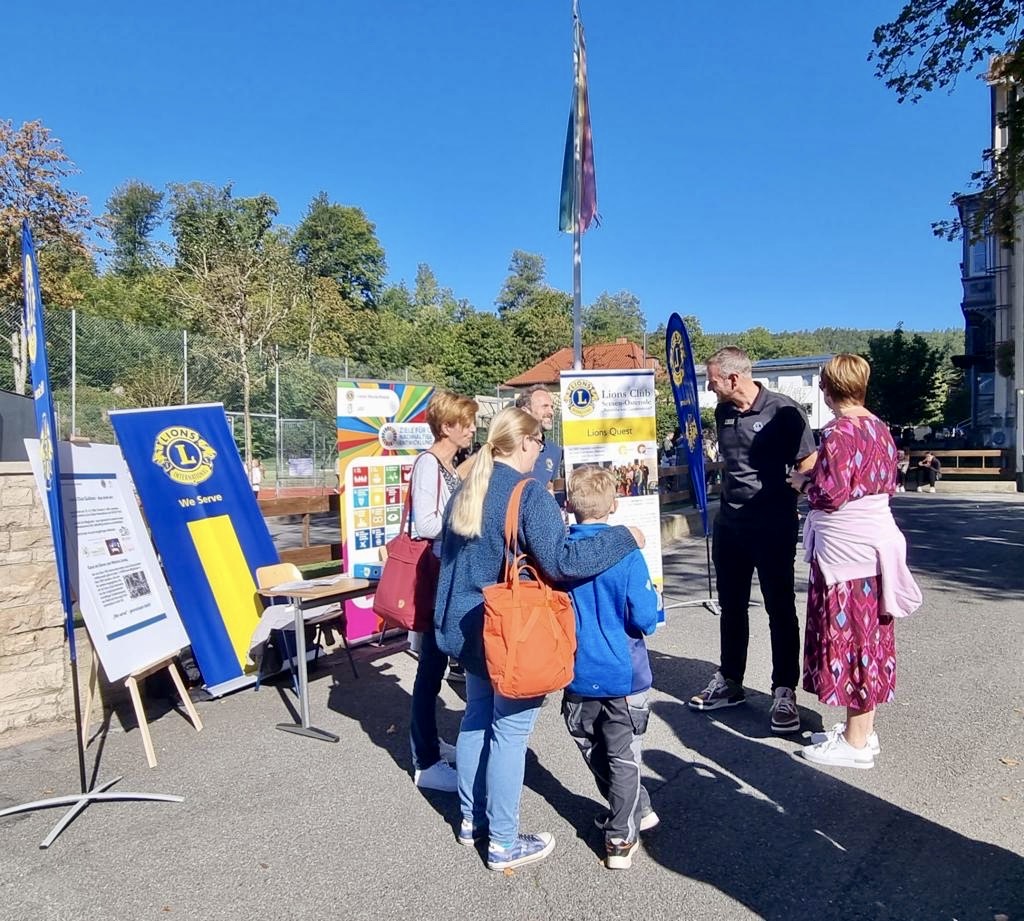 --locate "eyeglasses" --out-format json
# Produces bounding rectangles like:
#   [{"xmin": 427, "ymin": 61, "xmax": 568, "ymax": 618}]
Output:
[{"xmin": 527, "ymin": 435, "xmax": 543, "ymax": 448}]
